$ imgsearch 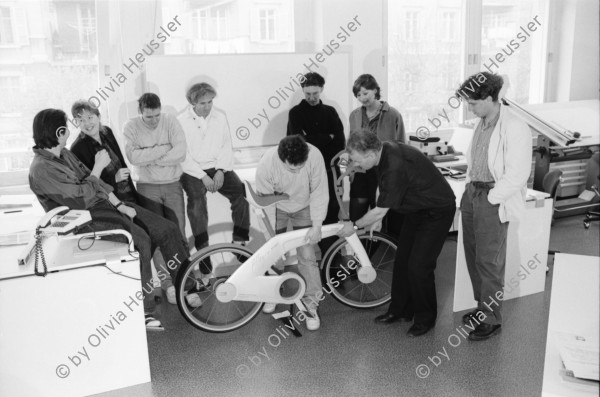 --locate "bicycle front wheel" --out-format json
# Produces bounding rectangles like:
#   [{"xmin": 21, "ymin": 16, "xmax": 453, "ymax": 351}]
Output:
[
  {"xmin": 175, "ymin": 243, "xmax": 263, "ymax": 332},
  {"xmin": 321, "ymin": 231, "xmax": 396, "ymax": 309}
]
